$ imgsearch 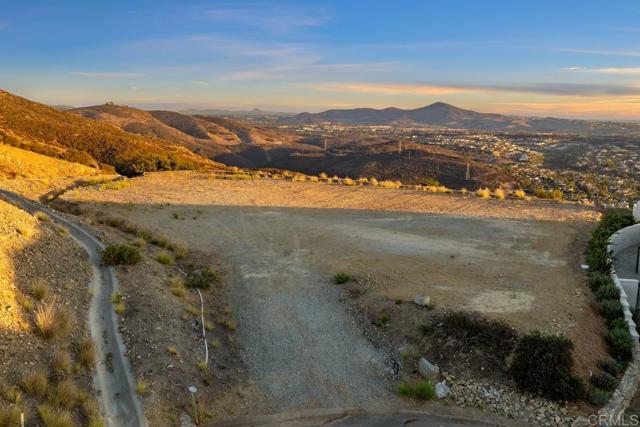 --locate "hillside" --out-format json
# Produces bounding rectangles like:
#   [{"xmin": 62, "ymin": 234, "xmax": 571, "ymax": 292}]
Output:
[
  {"xmin": 285, "ymin": 102, "xmax": 640, "ymax": 135},
  {"xmin": 69, "ymin": 103, "xmax": 508, "ymax": 188},
  {"xmin": 0, "ymin": 90, "xmax": 217, "ymax": 176}
]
